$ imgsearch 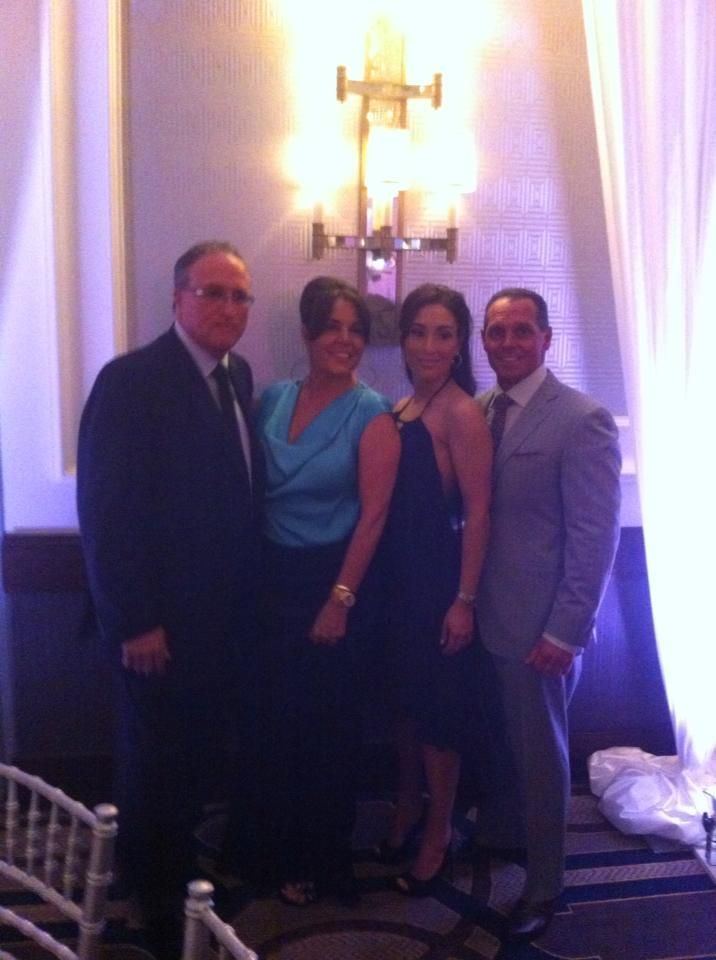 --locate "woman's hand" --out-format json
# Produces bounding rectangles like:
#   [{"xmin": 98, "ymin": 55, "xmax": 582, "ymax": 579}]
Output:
[
  {"xmin": 309, "ymin": 599, "xmax": 348, "ymax": 646},
  {"xmin": 439, "ymin": 600, "xmax": 474, "ymax": 655}
]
